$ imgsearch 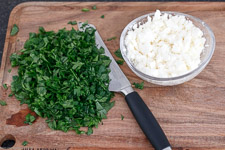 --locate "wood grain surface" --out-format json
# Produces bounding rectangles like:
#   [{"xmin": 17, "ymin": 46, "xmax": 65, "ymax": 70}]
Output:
[{"xmin": 1, "ymin": 2, "xmax": 225, "ymax": 150}]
